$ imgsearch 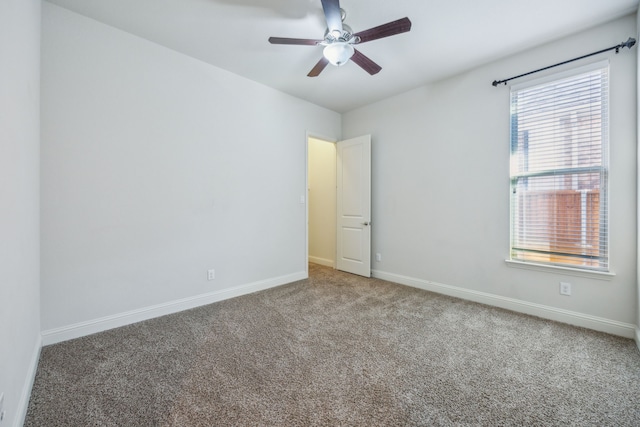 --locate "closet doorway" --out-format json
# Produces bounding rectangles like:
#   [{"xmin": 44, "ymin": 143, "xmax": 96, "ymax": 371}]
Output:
[
  {"xmin": 307, "ymin": 134, "xmax": 372, "ymax": 277},
  {"xmin": 307, "ymin": 137, "xmax": 337, "ymax": 268}
]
